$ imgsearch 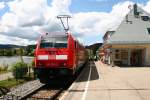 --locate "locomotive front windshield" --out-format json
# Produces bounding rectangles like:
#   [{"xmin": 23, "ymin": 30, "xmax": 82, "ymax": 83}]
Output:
[{"xmin": 40, "ymin": 36, "xmax": 68, "ymax": 48}]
